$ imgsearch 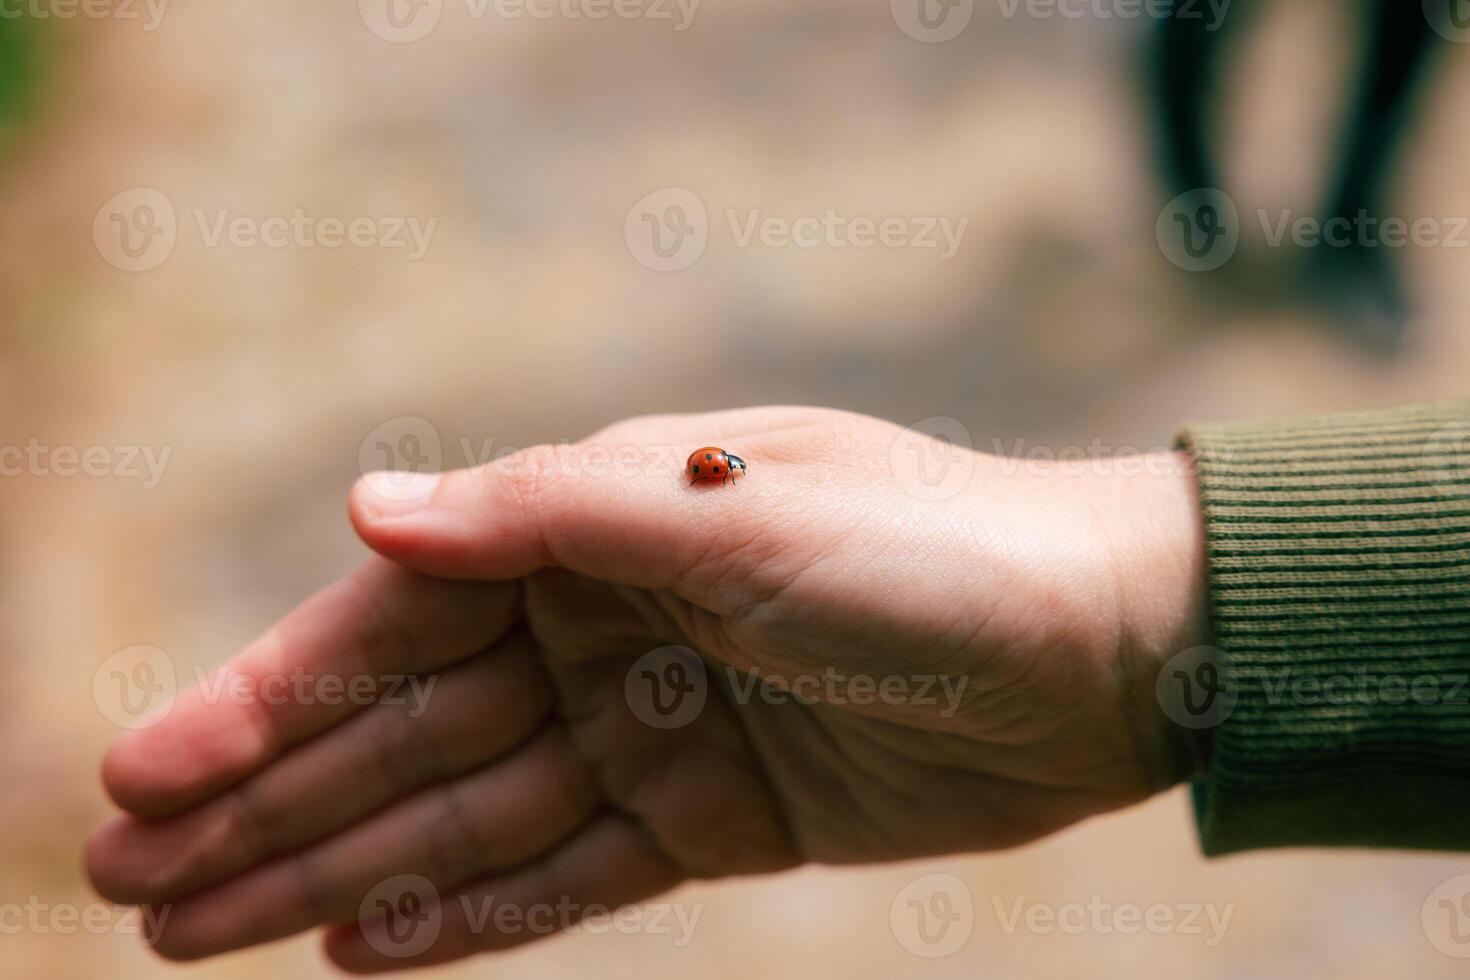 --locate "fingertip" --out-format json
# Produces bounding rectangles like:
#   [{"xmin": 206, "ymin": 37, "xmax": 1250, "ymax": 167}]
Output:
[
  {"xmin": 350, "ymin": 468, "xmax": 541, "ymax": 581},
  {"xmin": 144, "ymin": 917, "xmax": 209, "ymax": 964},
  {"xmin": 320, "ymin": 926, "xmax": 364, "ymax": 971},
  {"xmin": 348, "ymin": 473, "xmax": 461, "ymax": 572},
  {"xmin": 349, "ymin": 502, "xmax": 480, "ymax": 580},
  {"xmin": 83, "ymin": 827, "xmax": 161, "ymax": 908},
  {"xmin": 352, "ymin": 471, "xmax": 442, "ymax": 522},
  {"xmin": 101, "ymin": 714, "xmax": 251, "ymax": 818},
  {"xmin": 101, "ymin": 733, "xmax": 178, "ymax": 818},
  {"xmin": 321, "ymin": 924, "xmax": 394, "ymax": 975},
  {"xmin": 82, "ymin": 816, "xmax": 131, "ymax": 903}
]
